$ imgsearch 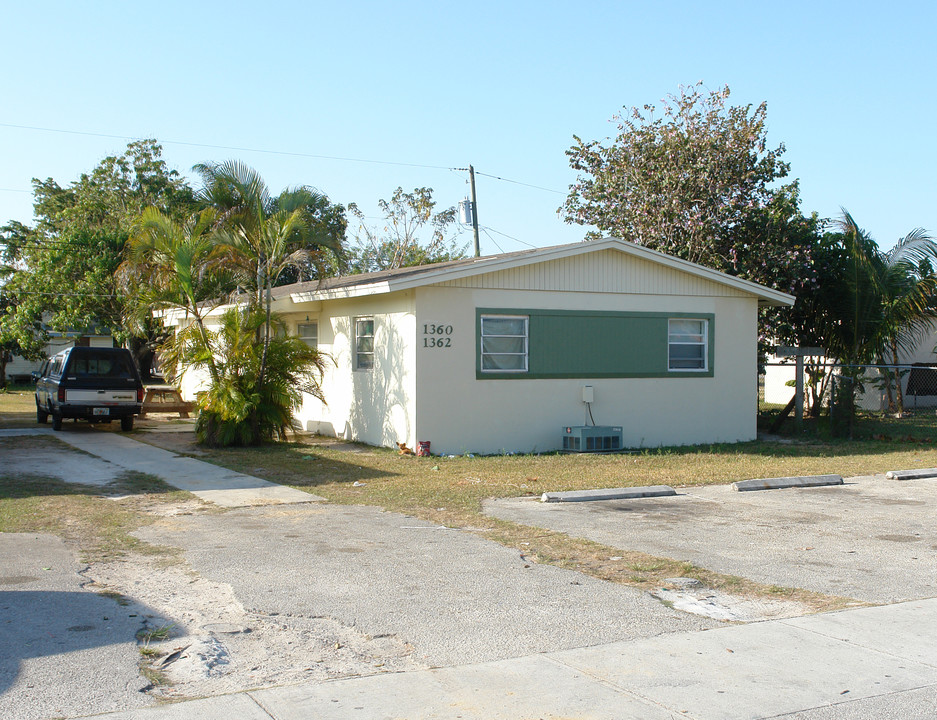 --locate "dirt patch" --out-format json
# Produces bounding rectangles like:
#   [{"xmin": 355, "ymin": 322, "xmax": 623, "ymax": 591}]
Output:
[
  {"xmin": 651, "ymin": 578, "xmax": 811, "ymax": 621},
  {"xmin": 82, "ymin": 537, "xmax": 422, "ymax": 701}
]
